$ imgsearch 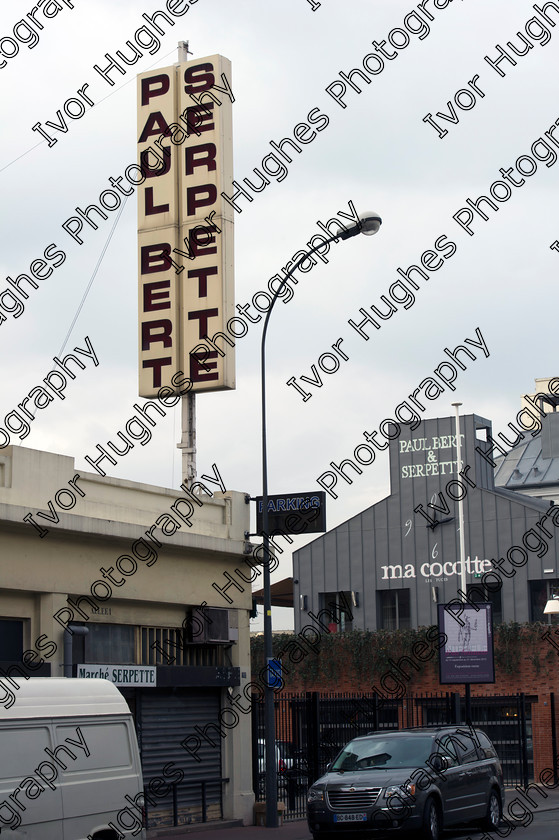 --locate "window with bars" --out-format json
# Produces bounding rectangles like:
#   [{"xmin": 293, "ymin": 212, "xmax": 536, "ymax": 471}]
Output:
[
  {"xmin": 140, "ymin": 626, "xmax": 225, "ymax": 667},
  {"xmin": 81, "ymin": 623, "xmax": 135, "ymax": 664}
]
